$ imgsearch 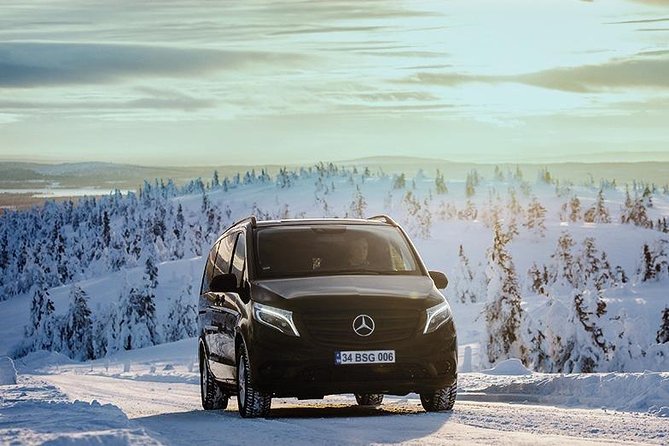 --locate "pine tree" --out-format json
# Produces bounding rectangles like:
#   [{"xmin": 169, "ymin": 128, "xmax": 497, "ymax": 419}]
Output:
[
  {"xmin": 528, "ymin": 262, "xmax": 548, "ymax": 295},
  {"xmin": 392, "ymin": 173, "xmax": 406, "ymax": 189},
  {"xmin": 453, "ymin": 245, "xmax": 476, "ymax": 303},
  {"xmin": 484, "ymin": 220, "xmax": 526, "ymax": 365},
  {"xmin": 435, "ymin": 170, "xmax": 448, "ymax": 194},
  {"xmin": 524, "ymin": 197, "xmax": 547, "ymax": 237},
  {"xmin": 465, "ymin": 171, "xmax": 477, "ymax": 198},
  {"xmin": 584, "ymin": 189, "xmax": 611, "ymax": 223},
  {"xmin": 349, "ymin": 186, "xmax": 367, "ymax": 218},
  {"xmin": 657, "ymin": 307, "xmax": 669, "ymax": 344},
  {"xmin": 26, "ymin": 285, "xmax": 46, "ymax": 340},
  {"xmin": 458, "ymin": 200, "xmax": 478, "ymax": 221},
  {"xmin": 642, "ymin": 185, "xmax": 653, "ymax": 207},
  {"xmin": 549, "ymin": 231, "xmax": 579, "ymax": 290},
  {"xmin": 118, "ymin": 284, "xmax": 159, "ymax": 351},
  {"xmin": 565, "ymin": 290, "xmax": 610, "ymax": 373},
  {"xmin": 621, "ymin": 187, "xmax": 634, "ymax": 224},
  {"xmin": 27, "ymin": 286, "xmax": 58, "ymax": 352},
  {"xmin": 102, "ymin": 211, "xmax": 111, "ymax": 248},
  {"xmin": 569, "ymin": 196, "xmax": 581, "ymax": 222},
  {"xmin": 524, "ymin": 314, "xmax": 552, "ymax": 372},
  {"xmin": 143, "ymin": 244, "xmax": 159, "ymax": 289},
  {"xmin": 62, "ymin": 285, "xmax": 94, "ymax": 360},
  {"xmin": 163, "ymin": 284, "xmax": 197, "ymax": 342},
  {"xmin": 416, "ymin": 198, "xmax": 432, "ymax": 239},
  {"xmin": 172, "ymin": 203, "xmax": 185, "ymax": 259},
  {"xmin": 636, "ymin": 241, "xmax": 669, "ymax": 282}
]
